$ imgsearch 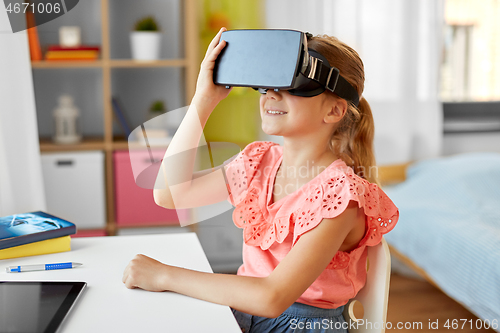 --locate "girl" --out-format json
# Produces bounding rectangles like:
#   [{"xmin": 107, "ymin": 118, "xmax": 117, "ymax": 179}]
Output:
[{"xmin": 123, "ymin": 27, "xmax": 399, "ymax": 333}]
